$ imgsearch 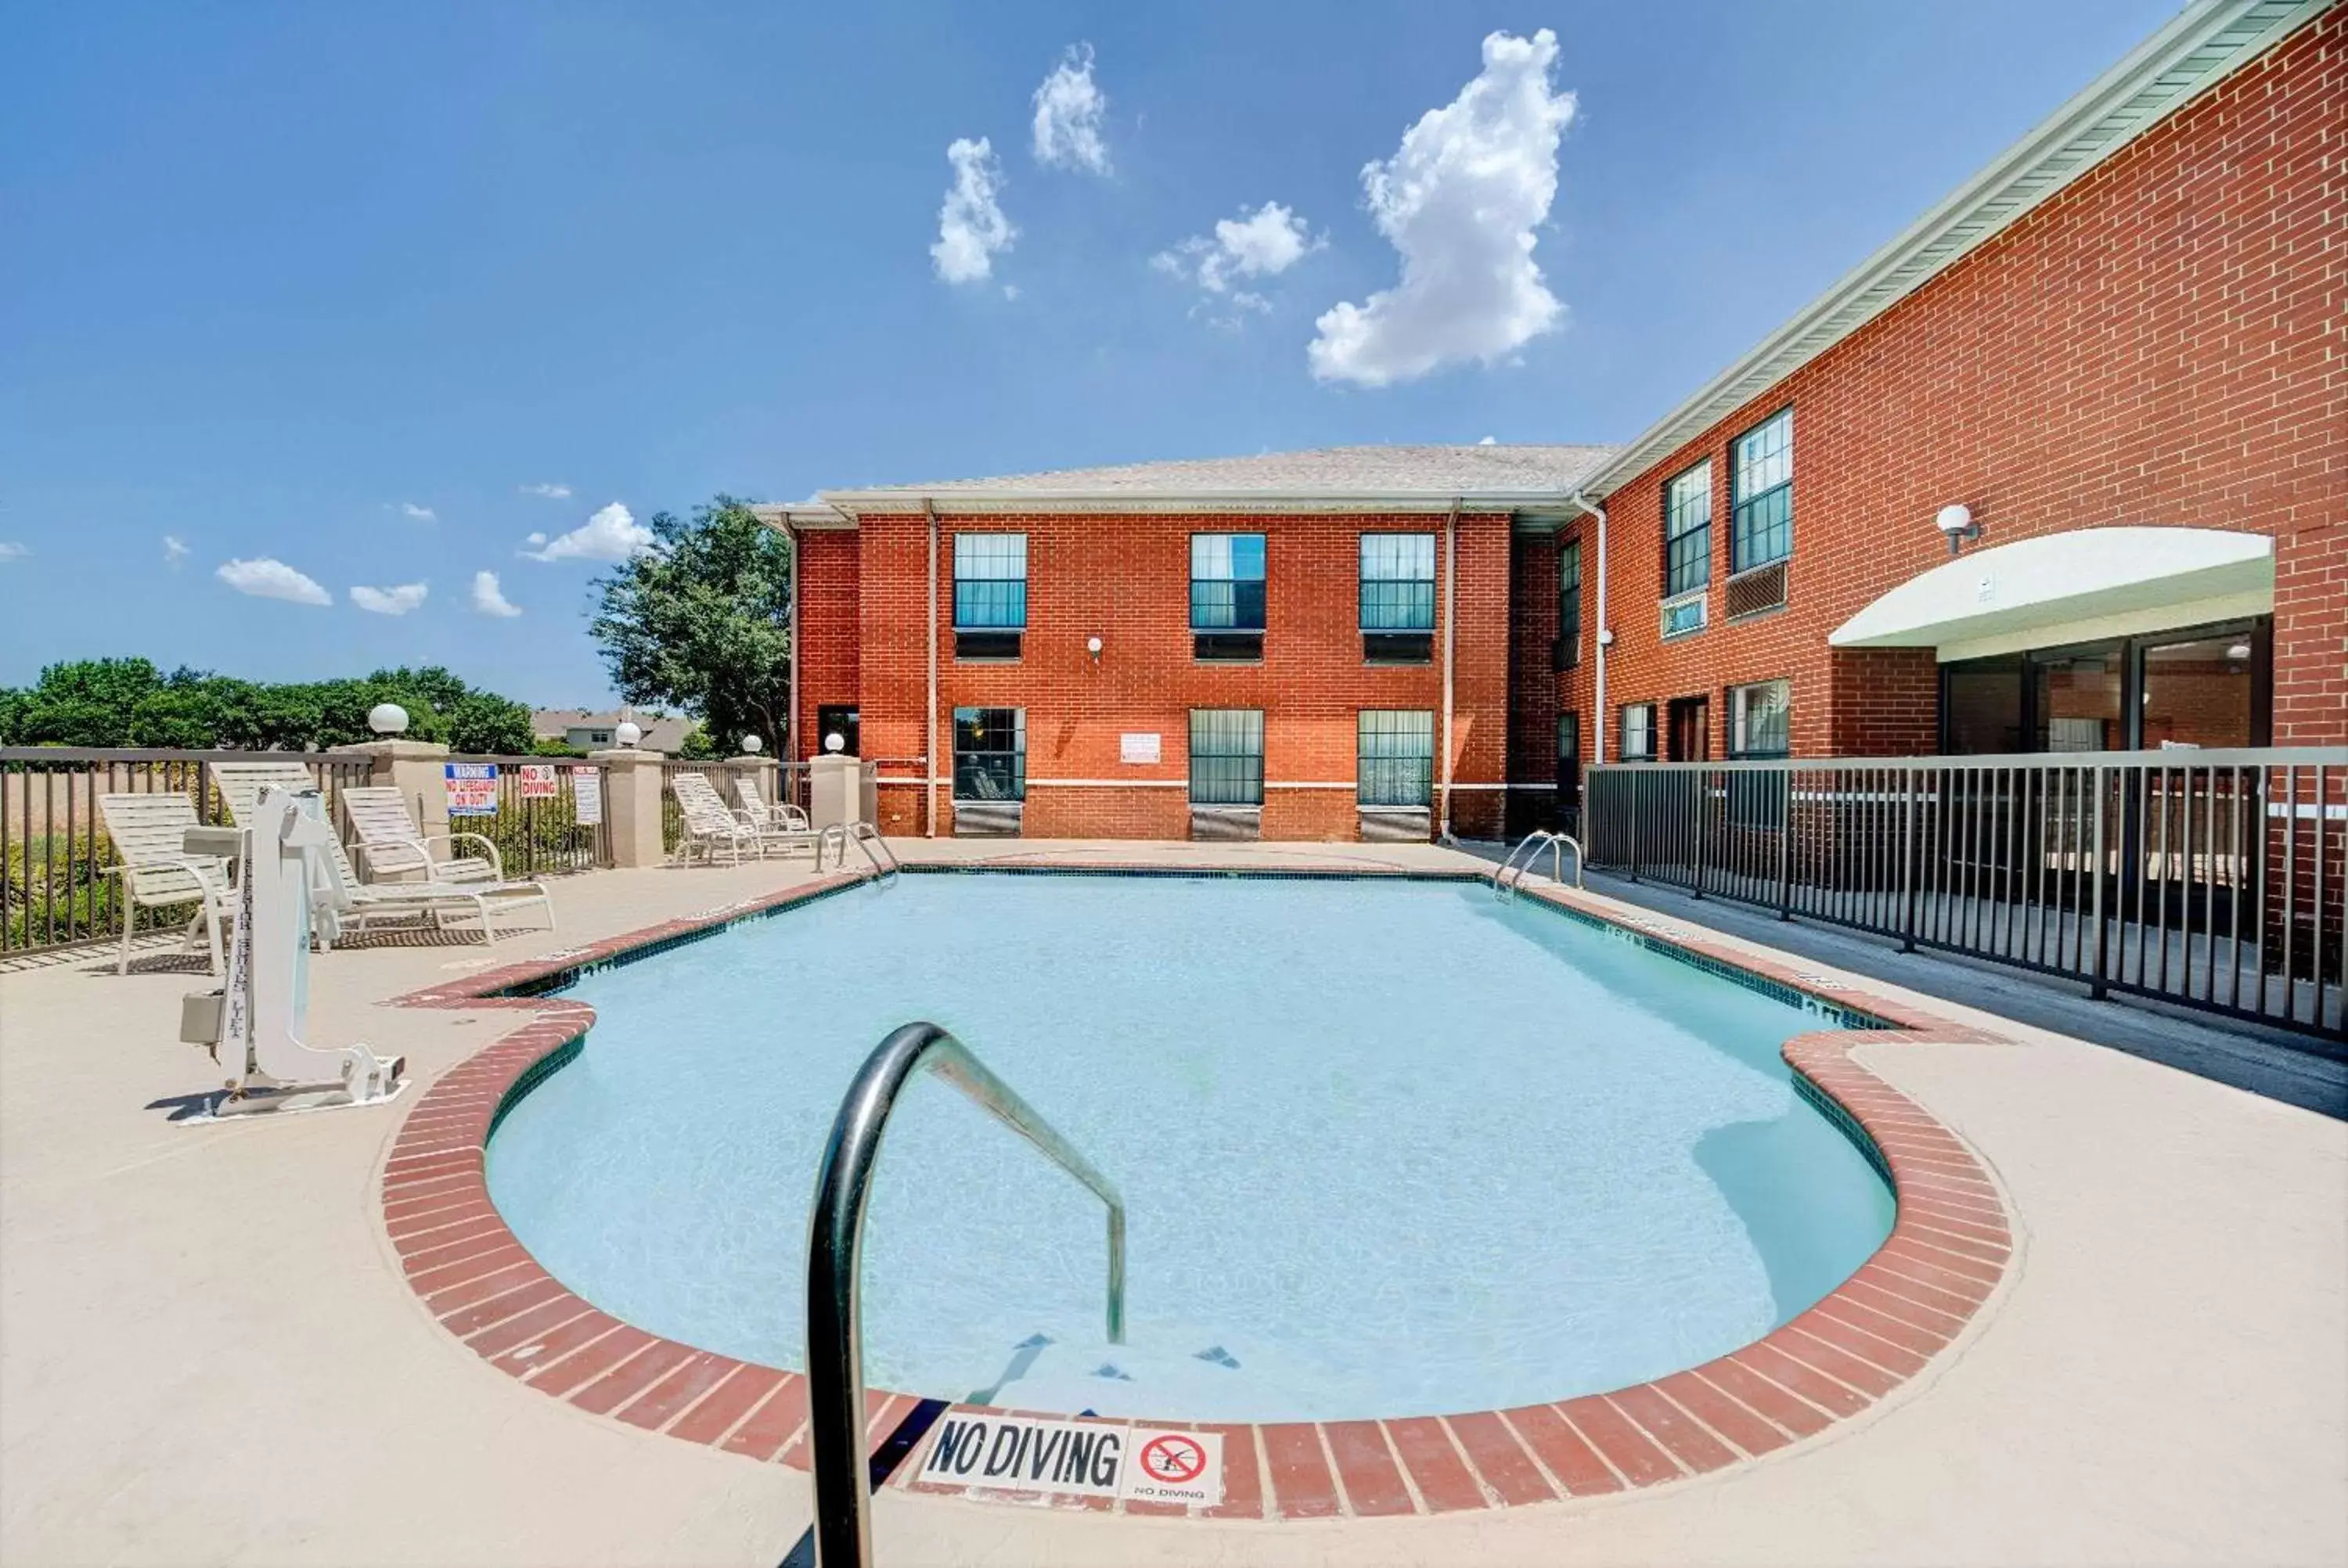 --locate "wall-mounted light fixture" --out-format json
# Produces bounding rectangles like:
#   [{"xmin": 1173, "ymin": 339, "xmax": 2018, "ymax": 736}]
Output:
[
  {"xmin": 1086, "ymin": 635, "xmax": 1104, "ymax": 664},
  {"xmin": 1936, "ymin": 504, "xmax": 1980, "ymax": 556}
]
